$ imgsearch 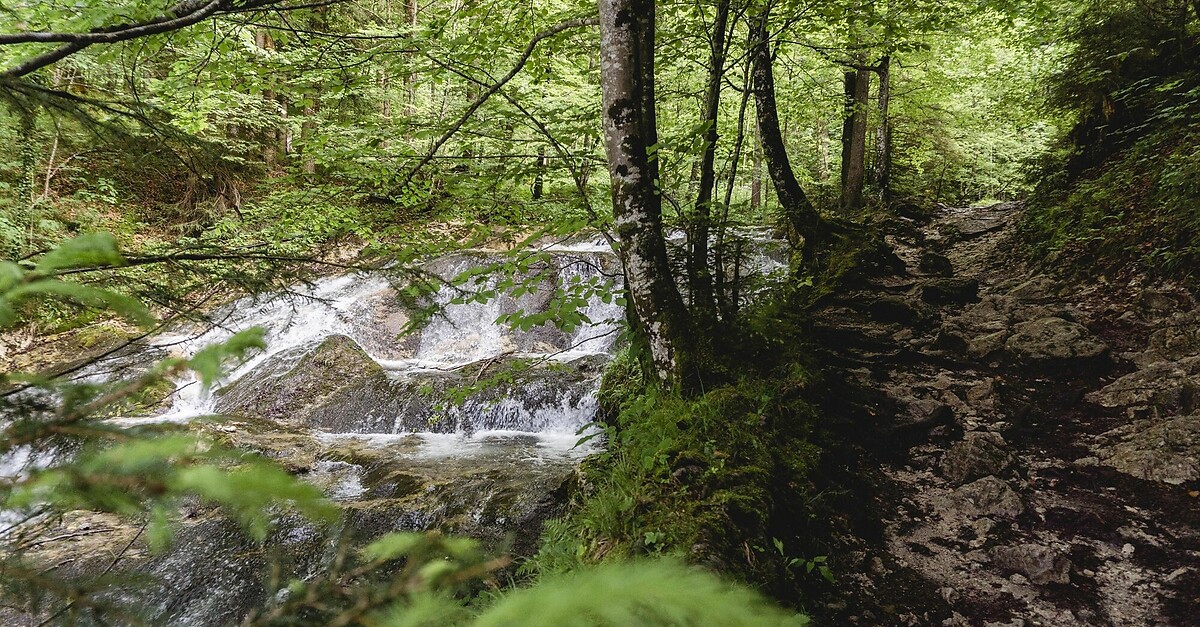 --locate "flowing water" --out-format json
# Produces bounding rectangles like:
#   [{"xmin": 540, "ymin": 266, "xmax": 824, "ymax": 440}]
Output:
[{"xmin": 0, "ymin": 231, "xmax": 789, "ymax": 625}]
